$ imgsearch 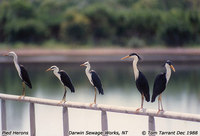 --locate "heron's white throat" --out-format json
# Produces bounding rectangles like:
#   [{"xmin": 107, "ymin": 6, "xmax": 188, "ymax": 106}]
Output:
[
  {"xmin": 11, "ymin": 53, "xmax": 21, "ymax": 79},
  {"xmin": 85, "ymin": 64, "xmax": 94, "ymax": 86},
  {"xmin": 53, "ymin": 67, "xmax": 62, "ymax": 84},
  {"xmin": 165, "ymin": 63, "xmax": 171, "ymax": 84},
  {"xmin": 132, "ymin": 57, "xmax": 139, "ymax": 80}
]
